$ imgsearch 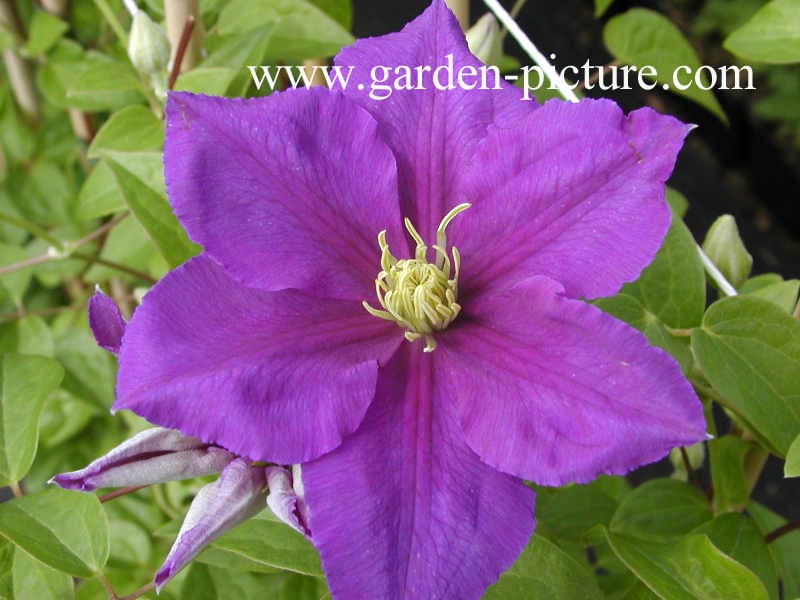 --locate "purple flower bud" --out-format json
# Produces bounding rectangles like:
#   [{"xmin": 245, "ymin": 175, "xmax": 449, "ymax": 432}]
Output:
[
  {"xmin": 155, "ymin": 458, "xmax": 267, "ymax": 590},
  {"xmin": 266, "ymin": 465, "xmax": 310, "ymax": 538},
  {"xmin": 51, "ymin": 427, "xmax": 234, "ymax": 491},
  {"xmin": 88, "ymin": 288, "xmax": 126, "ymax": 354}
]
